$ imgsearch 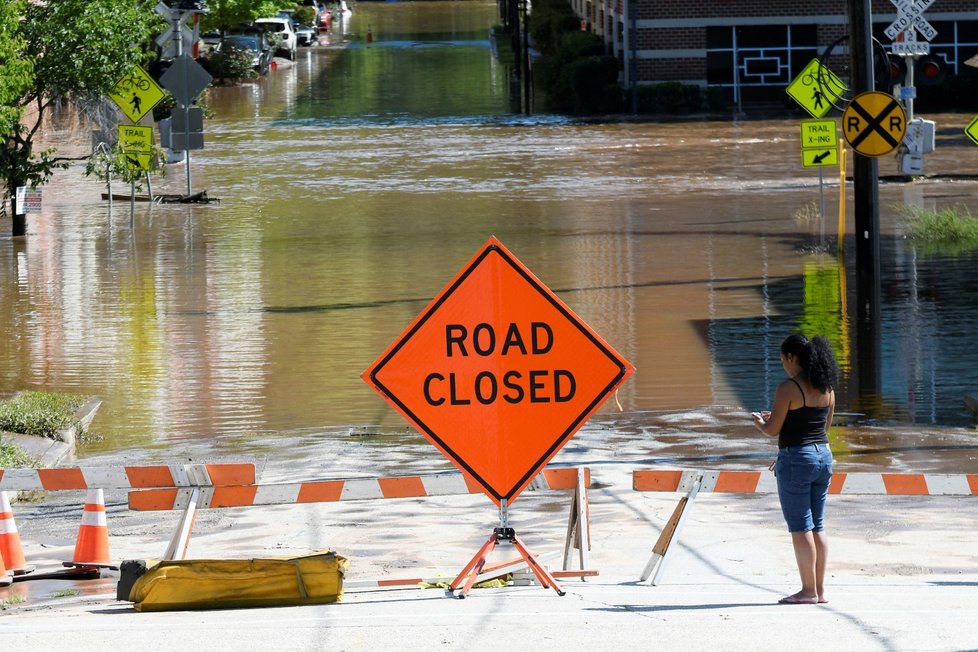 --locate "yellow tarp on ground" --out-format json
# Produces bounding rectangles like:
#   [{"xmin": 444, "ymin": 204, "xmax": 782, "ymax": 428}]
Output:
[{"xmin": 129, "ymin": 551, "xmax": 348, "ymax": 612}]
